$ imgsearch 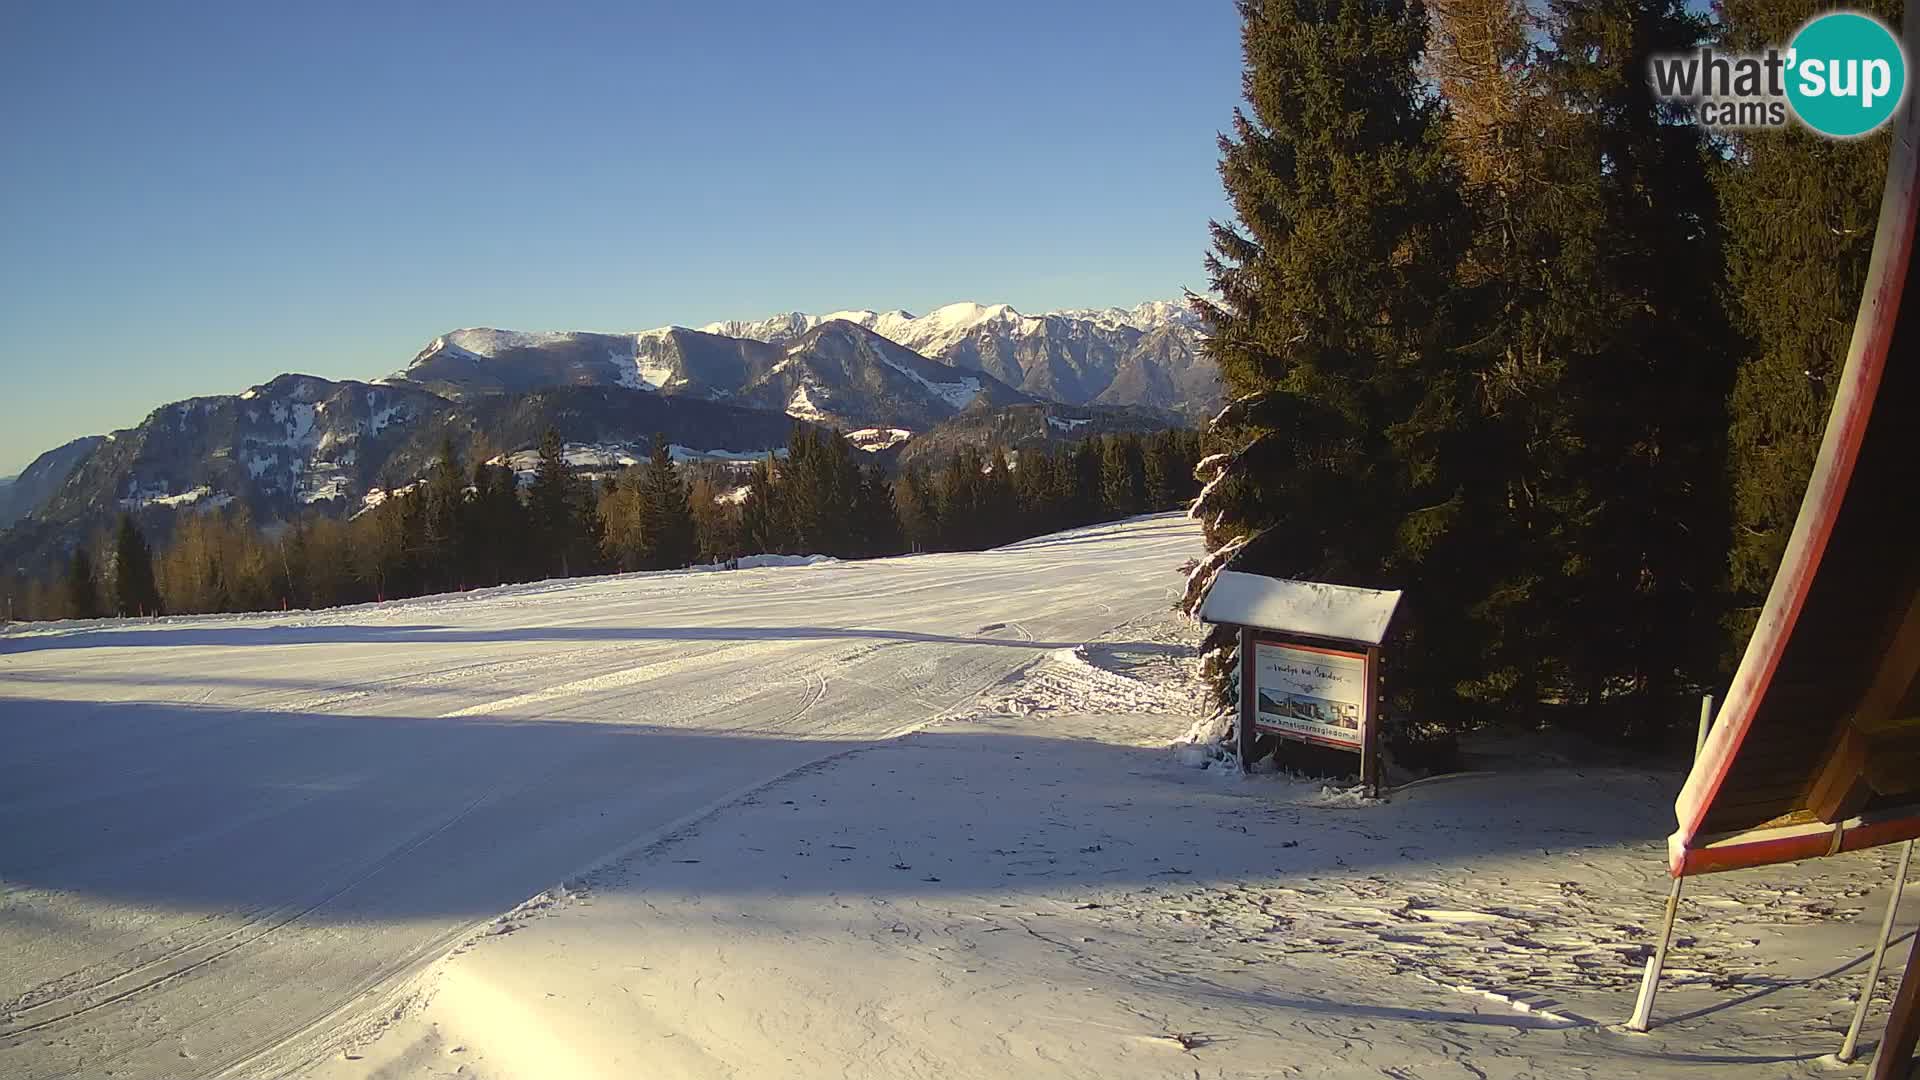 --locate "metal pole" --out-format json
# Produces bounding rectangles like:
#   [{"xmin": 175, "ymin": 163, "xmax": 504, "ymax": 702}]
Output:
[
  {"xmin": 1868, "ymin": 917, "xmax": 1920, "ymax": 1080},
  {"xmin": 1628, "ymin": 693, "xmax": 1715, "ymax": 1033},
  {"xmin": 1843, "ymin": 839, "xmax": 1916, "ymax": 1063},
  {"xmin": 1629, "ymin": 876, "xmax": 1686, "ymax": 1032}
]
